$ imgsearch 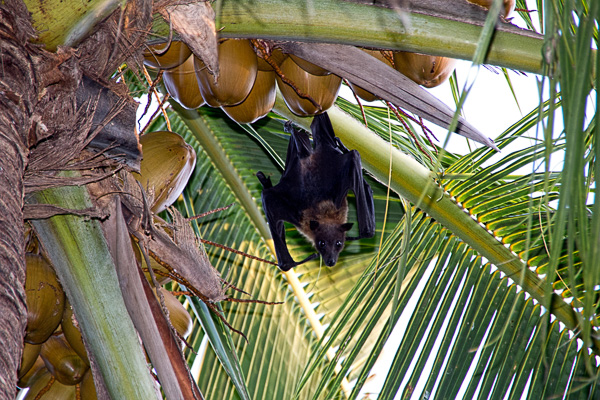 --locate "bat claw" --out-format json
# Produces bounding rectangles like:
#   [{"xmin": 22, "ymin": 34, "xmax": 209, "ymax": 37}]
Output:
[
  {"xmin": 284, "ymin": 120, "xmax": 297, "ymax": 134},
  {"xmin": 335, "ymin": 137, "xmax": 350, "ymax": 153},
  {"xmin": 256, "ymin": 171, "xmax": 272, "ymax": 188},
  {"xmin": 278, "ymin": 253, "xmax": 318, "ymax": 271}
]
